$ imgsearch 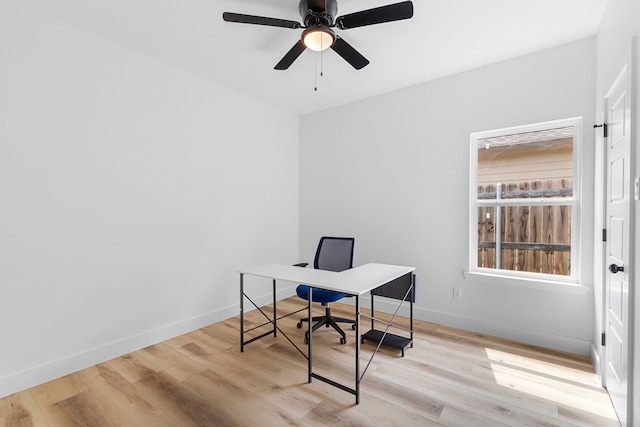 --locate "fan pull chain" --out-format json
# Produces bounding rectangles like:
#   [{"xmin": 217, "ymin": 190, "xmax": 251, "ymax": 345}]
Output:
[
  {"xmin": 314, "ymin": 49, "xmax": 325, "ymax": 92},
  {"xmin": 313, "ymin": 0, "xmax": 327, "ymax": 92},
  {"xmin": 314, "ymin": 54, "xmax": 318, "ymax": 91},
  {"xmin": 321, "ymin": 0, "xmax": 326, "ymax": 79}
]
